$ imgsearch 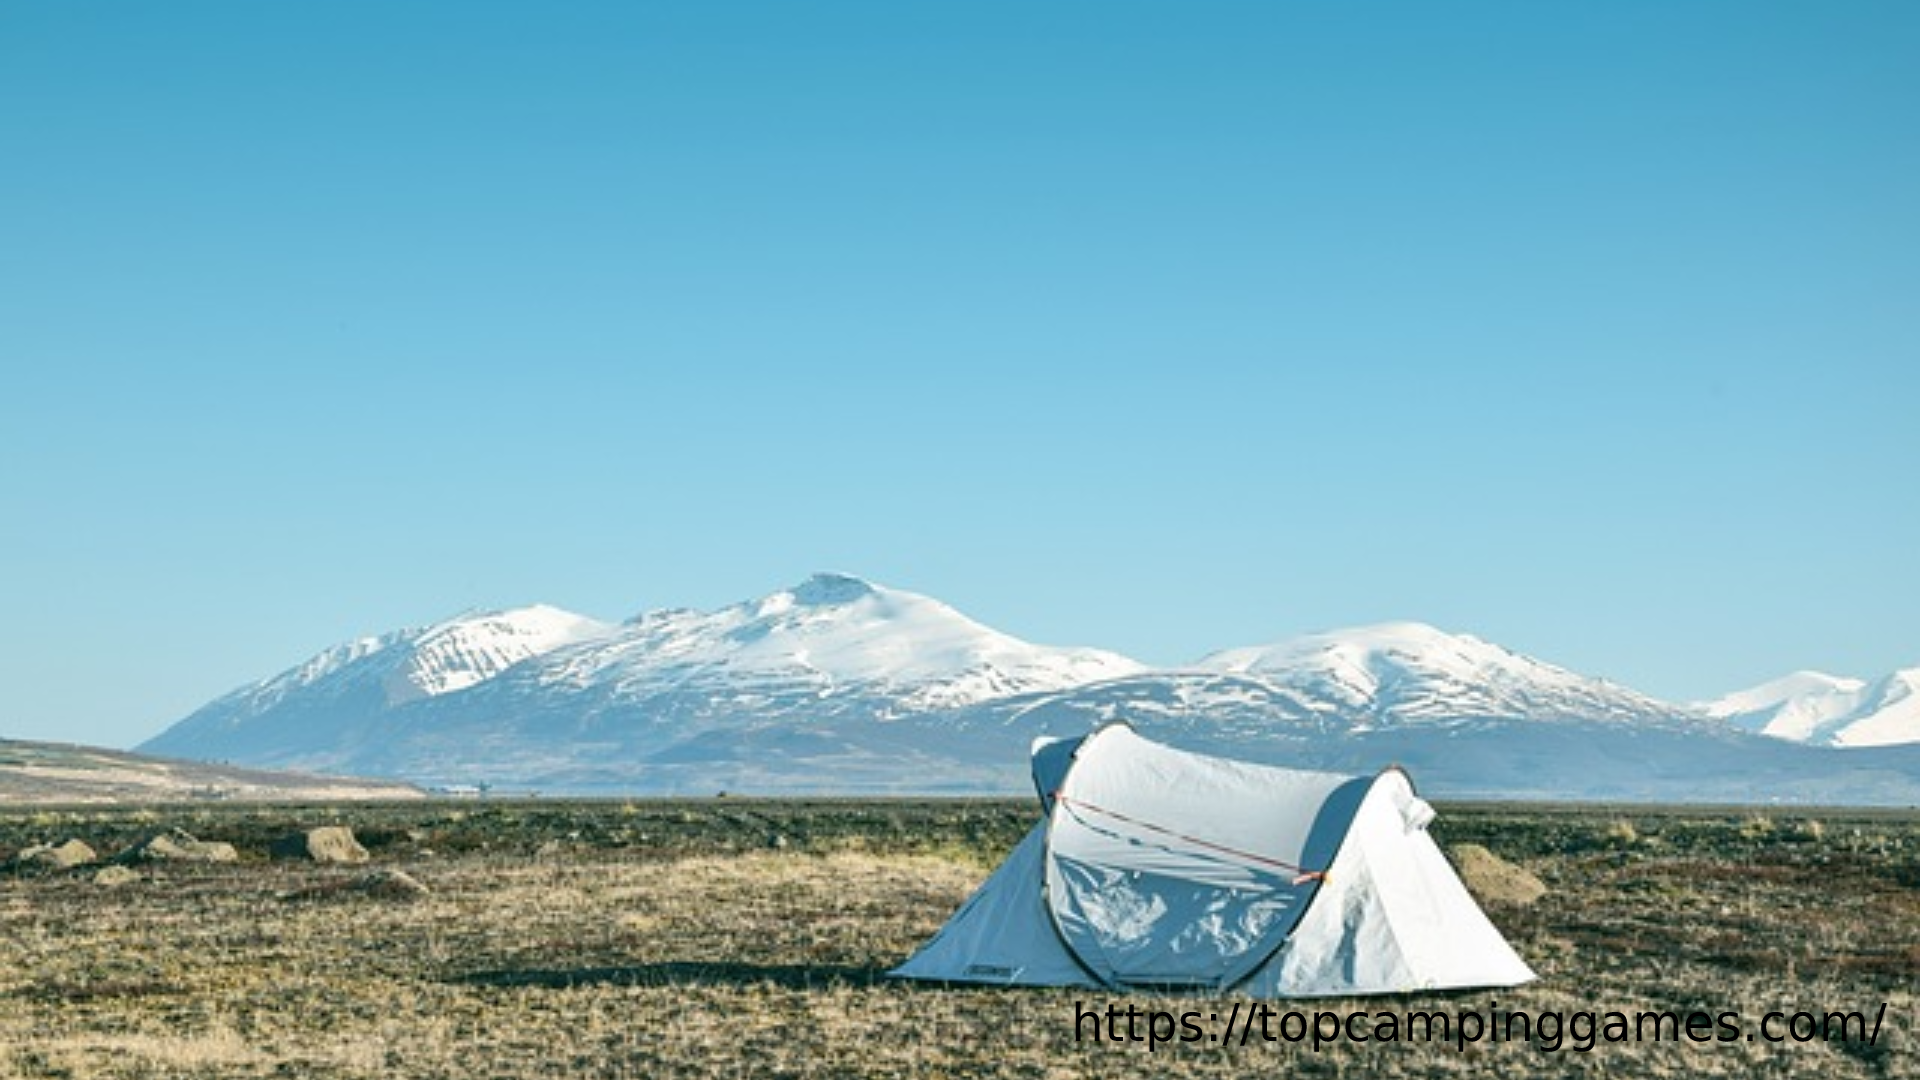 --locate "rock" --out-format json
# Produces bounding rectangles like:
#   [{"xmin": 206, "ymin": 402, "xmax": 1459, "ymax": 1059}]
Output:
[
  {"xmin": 354, "ymin": 869, "xmax": 430, "ymax": 900},
  {"xmin": 93, "ymin": 865, "xmax": 139, "ymax": 888},
  {"xmin": 1450, "ymin": 843, "xmax": 1548, "ymax": 907},
  {"xmin": 271, "ymin": 826, "xmax": 370, "ymax": 864},
  {"xmin": 119, "ymin": 829, "xmax": 239, "ymax": 864},
  {"xmin": 14, "ymin": 839, "xmax": 97, "ymax": 871},
  {"xmin": 281, "ymin": 868, "xmax": 431, "ymax": 904}
]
